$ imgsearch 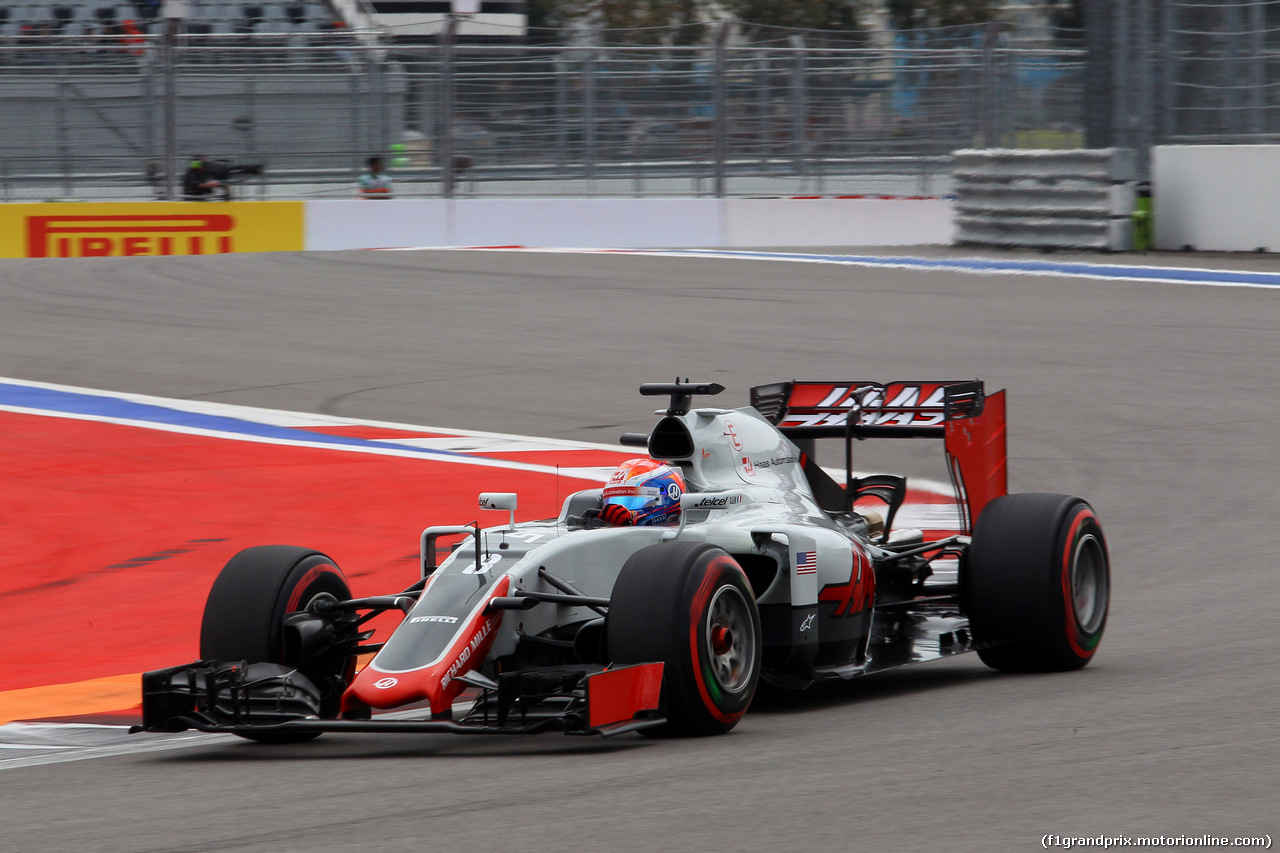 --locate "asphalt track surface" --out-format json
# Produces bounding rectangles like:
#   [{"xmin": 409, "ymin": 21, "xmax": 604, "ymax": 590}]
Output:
[{"xmin": 1, "ymin": 247, "xmax": 1278, "ymax": 852}]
